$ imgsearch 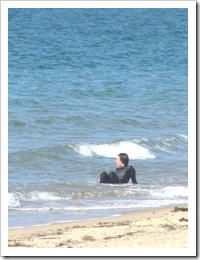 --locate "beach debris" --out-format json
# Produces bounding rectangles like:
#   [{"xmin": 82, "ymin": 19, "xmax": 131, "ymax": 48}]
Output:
[
  {"xmin": 56, "ymin": 239, "xmax": 73, "ymax": 248},
  {"xmin": 179, "ymin": 217, "xmax": 188, "ymax": 222},
  {"xmin": 104, "ymin": 231, "xmax": 134, "ymax": 241},
  {"xmin": 160, "ymin": 224, "xmax": 176, "ymax": 231},
  {"xmin": 172, "ymin": 207, "xmax": 188, "ymax": 212},
  {"xmin": 8, "ymin": 240, "xmax": 32, "ymax": 247},
  {"xmin": 97, "ymin": 220, "xmax": 131, "ymax": 227},
  {"xmin": 55, "ymin": 229, "xmax": 63, "ymax": 235},
  {"xmin": 82, "ymin": 235, "xmax": 95, "ymax": 241},
  {"xmin": 72, "ymin": 225, "xmax": 87, "ymax": 229}
]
